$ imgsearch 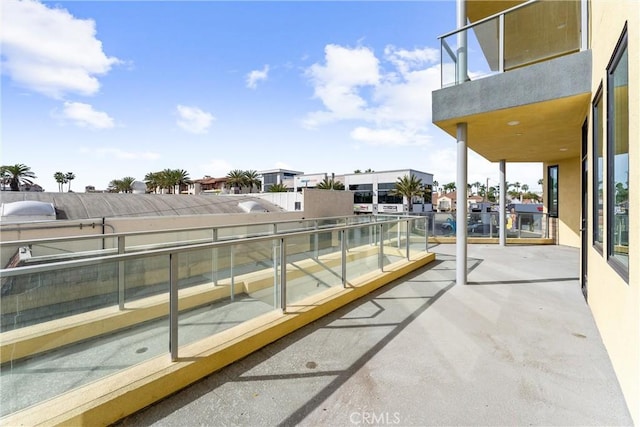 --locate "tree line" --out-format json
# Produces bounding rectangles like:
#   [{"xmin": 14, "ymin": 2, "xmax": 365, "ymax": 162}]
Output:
[{"xmin": 433, "ymin": 179, "xmax": 542, "ymax": 202}]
